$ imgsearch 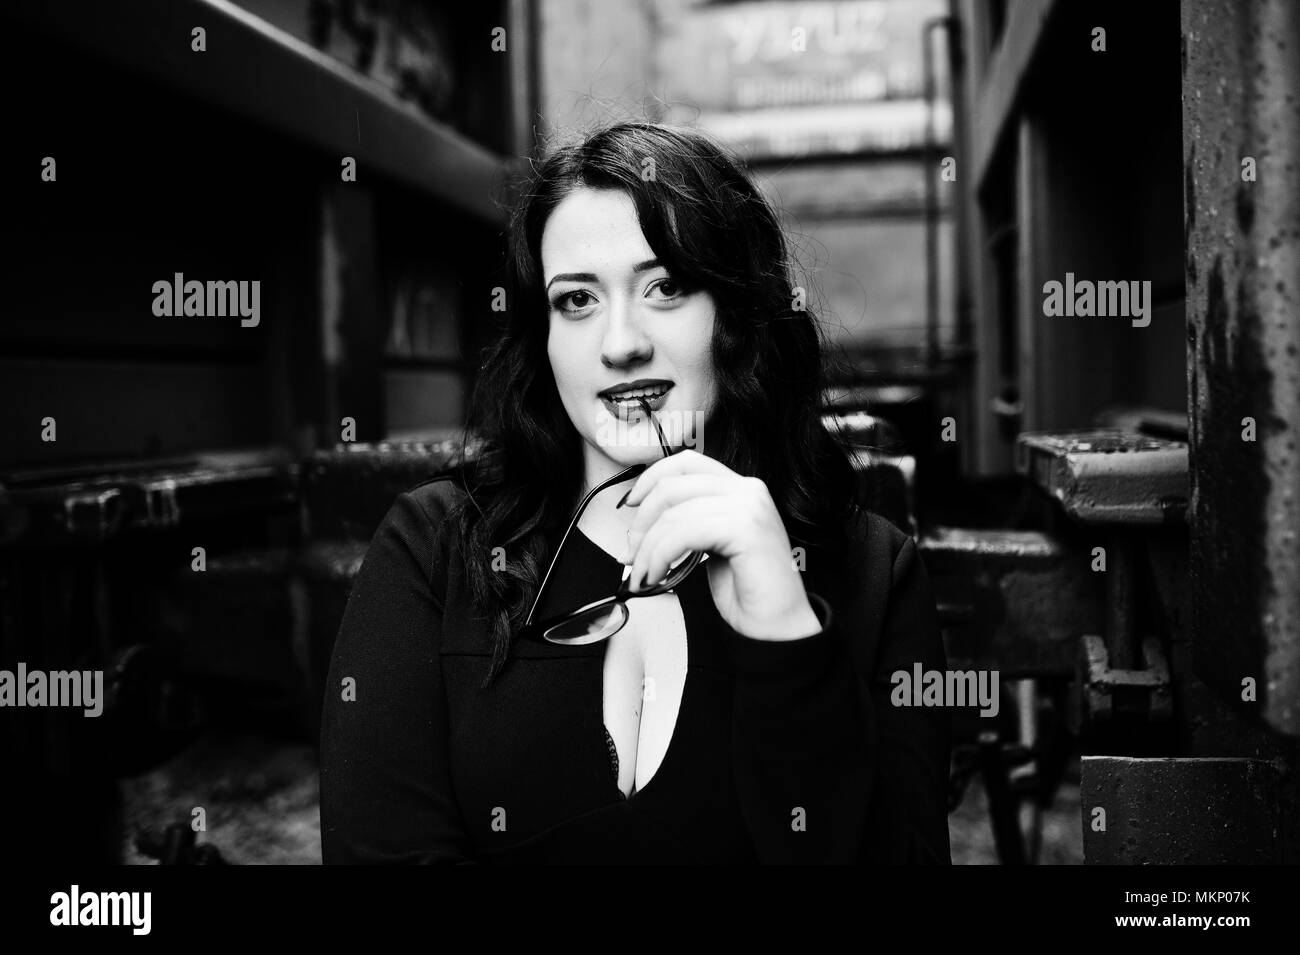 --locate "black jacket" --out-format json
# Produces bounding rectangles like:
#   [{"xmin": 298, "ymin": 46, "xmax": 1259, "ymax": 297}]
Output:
[{"xmin": 320, "ymin": 475, "xmax": 951, "ymax": 864}]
